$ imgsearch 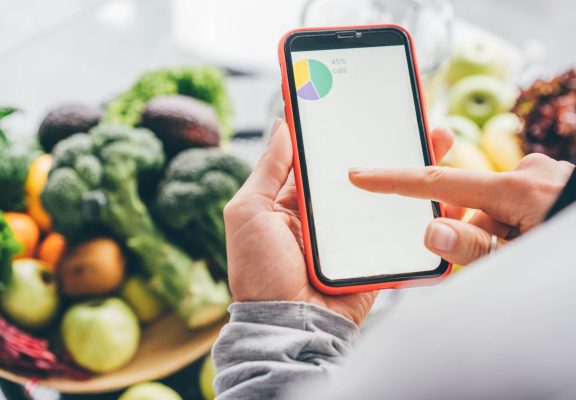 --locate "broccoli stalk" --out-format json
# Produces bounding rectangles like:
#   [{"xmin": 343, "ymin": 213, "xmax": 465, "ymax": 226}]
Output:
[
  {"xmin": 93, "ymin": 159, "xmax": 229, "ymax": 327},
  {"xmin": 42, "ymin": 125, "xmax": 230, "ymax": 328}
]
